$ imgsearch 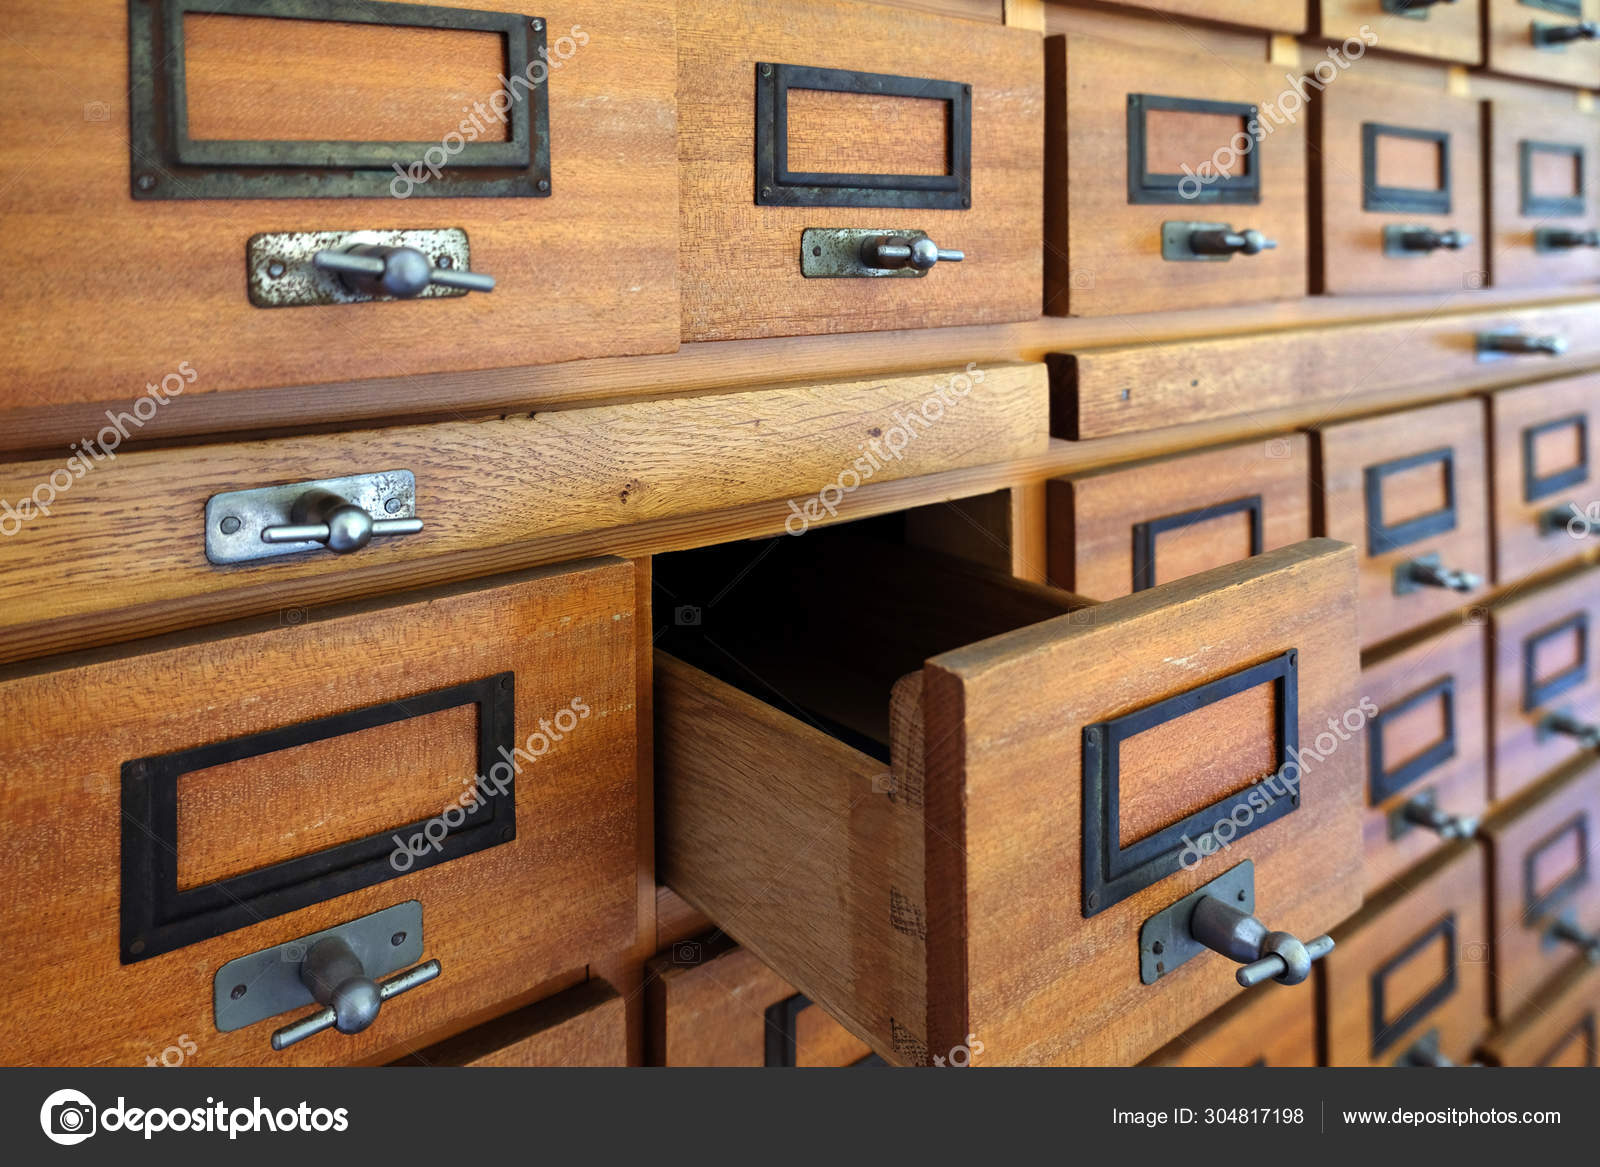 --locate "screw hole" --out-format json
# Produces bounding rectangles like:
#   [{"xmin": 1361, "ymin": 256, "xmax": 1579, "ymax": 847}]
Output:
[
  {"xmin": 219, "ymin": 515, "xmax": 242, "ymax": 535},
  {"xmin": 1237, "ymin": 889, "xmax": 1247, "ymax": 902},
  {"xmin": 231, "ymin": 984, "xmax": 247, "ymax": 999},
  {"xmin": 812, "ymin": 246, "xmax": 821, "ymax": 256},
  {"xmin": 1151, "ymin": 940, "xmax": 1164, "ymax": 955},
  {"xmin": 266, "ymin": 260, "xmax": 286, "ymax": 279},
  {"xmin": 390, "ymin": 932, "xmax": 407, "ymax": 948}
]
